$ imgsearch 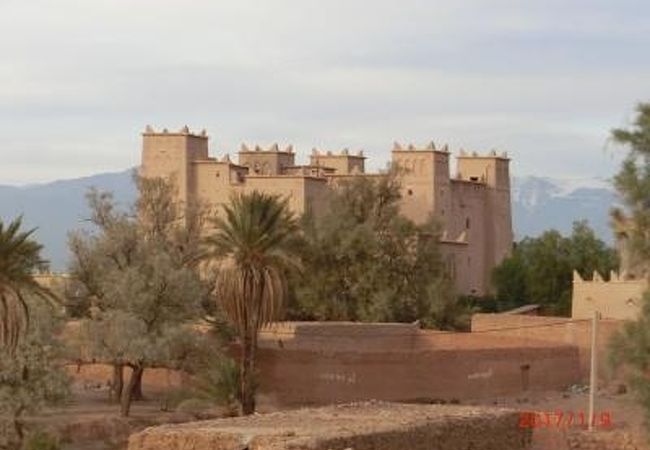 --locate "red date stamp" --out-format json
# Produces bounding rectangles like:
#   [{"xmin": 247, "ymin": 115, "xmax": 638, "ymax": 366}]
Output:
[{"xmin": 518, "ymin": 411, "xmax": 612, "ymax": 429}]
